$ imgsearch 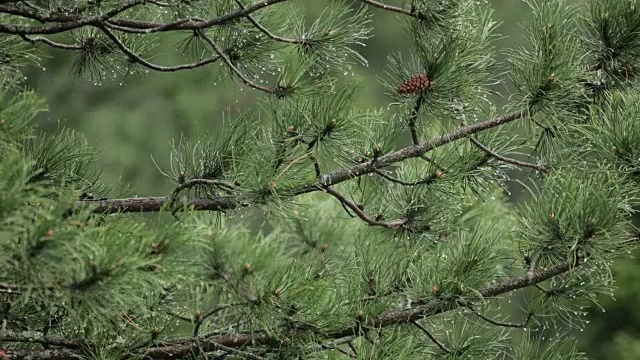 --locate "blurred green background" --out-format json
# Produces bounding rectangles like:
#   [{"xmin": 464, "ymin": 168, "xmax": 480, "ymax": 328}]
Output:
[{"xmin": 19, "ymin": 0, "xmax": 638, "ymax": 357}]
